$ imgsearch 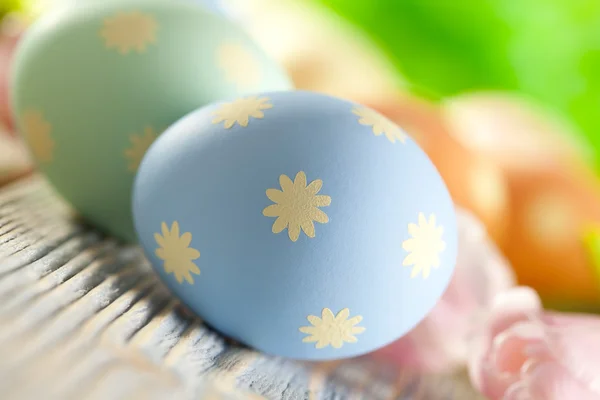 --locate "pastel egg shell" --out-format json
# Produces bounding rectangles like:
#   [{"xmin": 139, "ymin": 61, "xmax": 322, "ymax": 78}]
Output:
[
  {"xmin": 133, "ymin": 90, "xmax": 458, "ymax": 360},
  {"xmin": 10, "ymin": 0, "xmax": 292, "ymax": 242}
]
